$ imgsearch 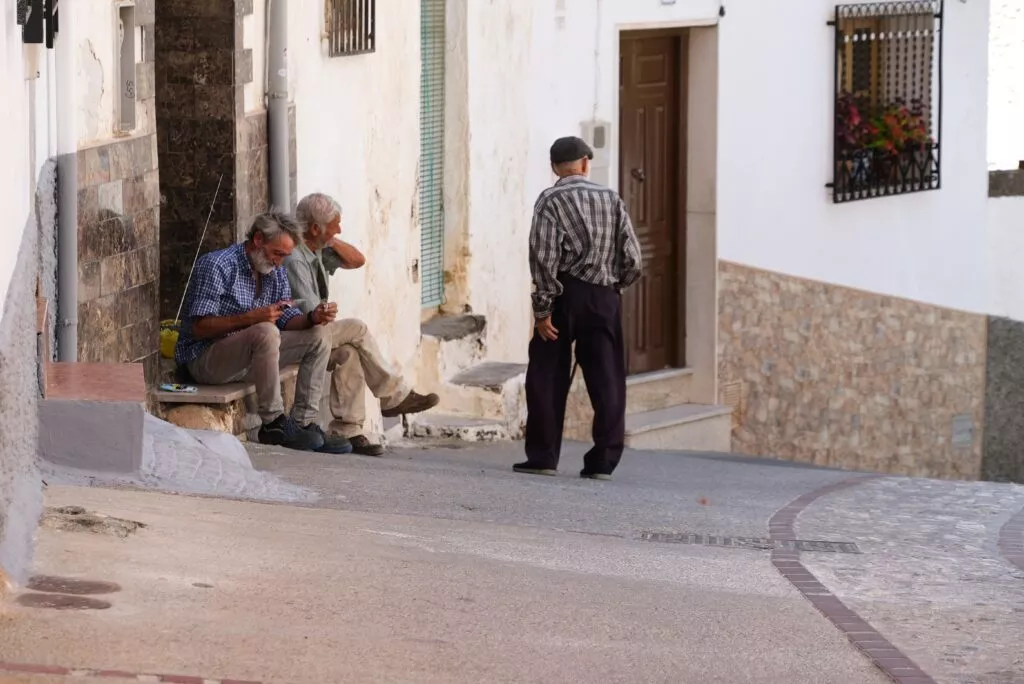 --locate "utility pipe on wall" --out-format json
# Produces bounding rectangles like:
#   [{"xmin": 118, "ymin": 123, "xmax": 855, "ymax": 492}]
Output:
[
  {"xmin": 54, "ymin": 7, "xmax": 78, "ymax": 361},
  {"xmin": 267, "ymin": 0, "xmax": 291, "ymax": 210}
]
